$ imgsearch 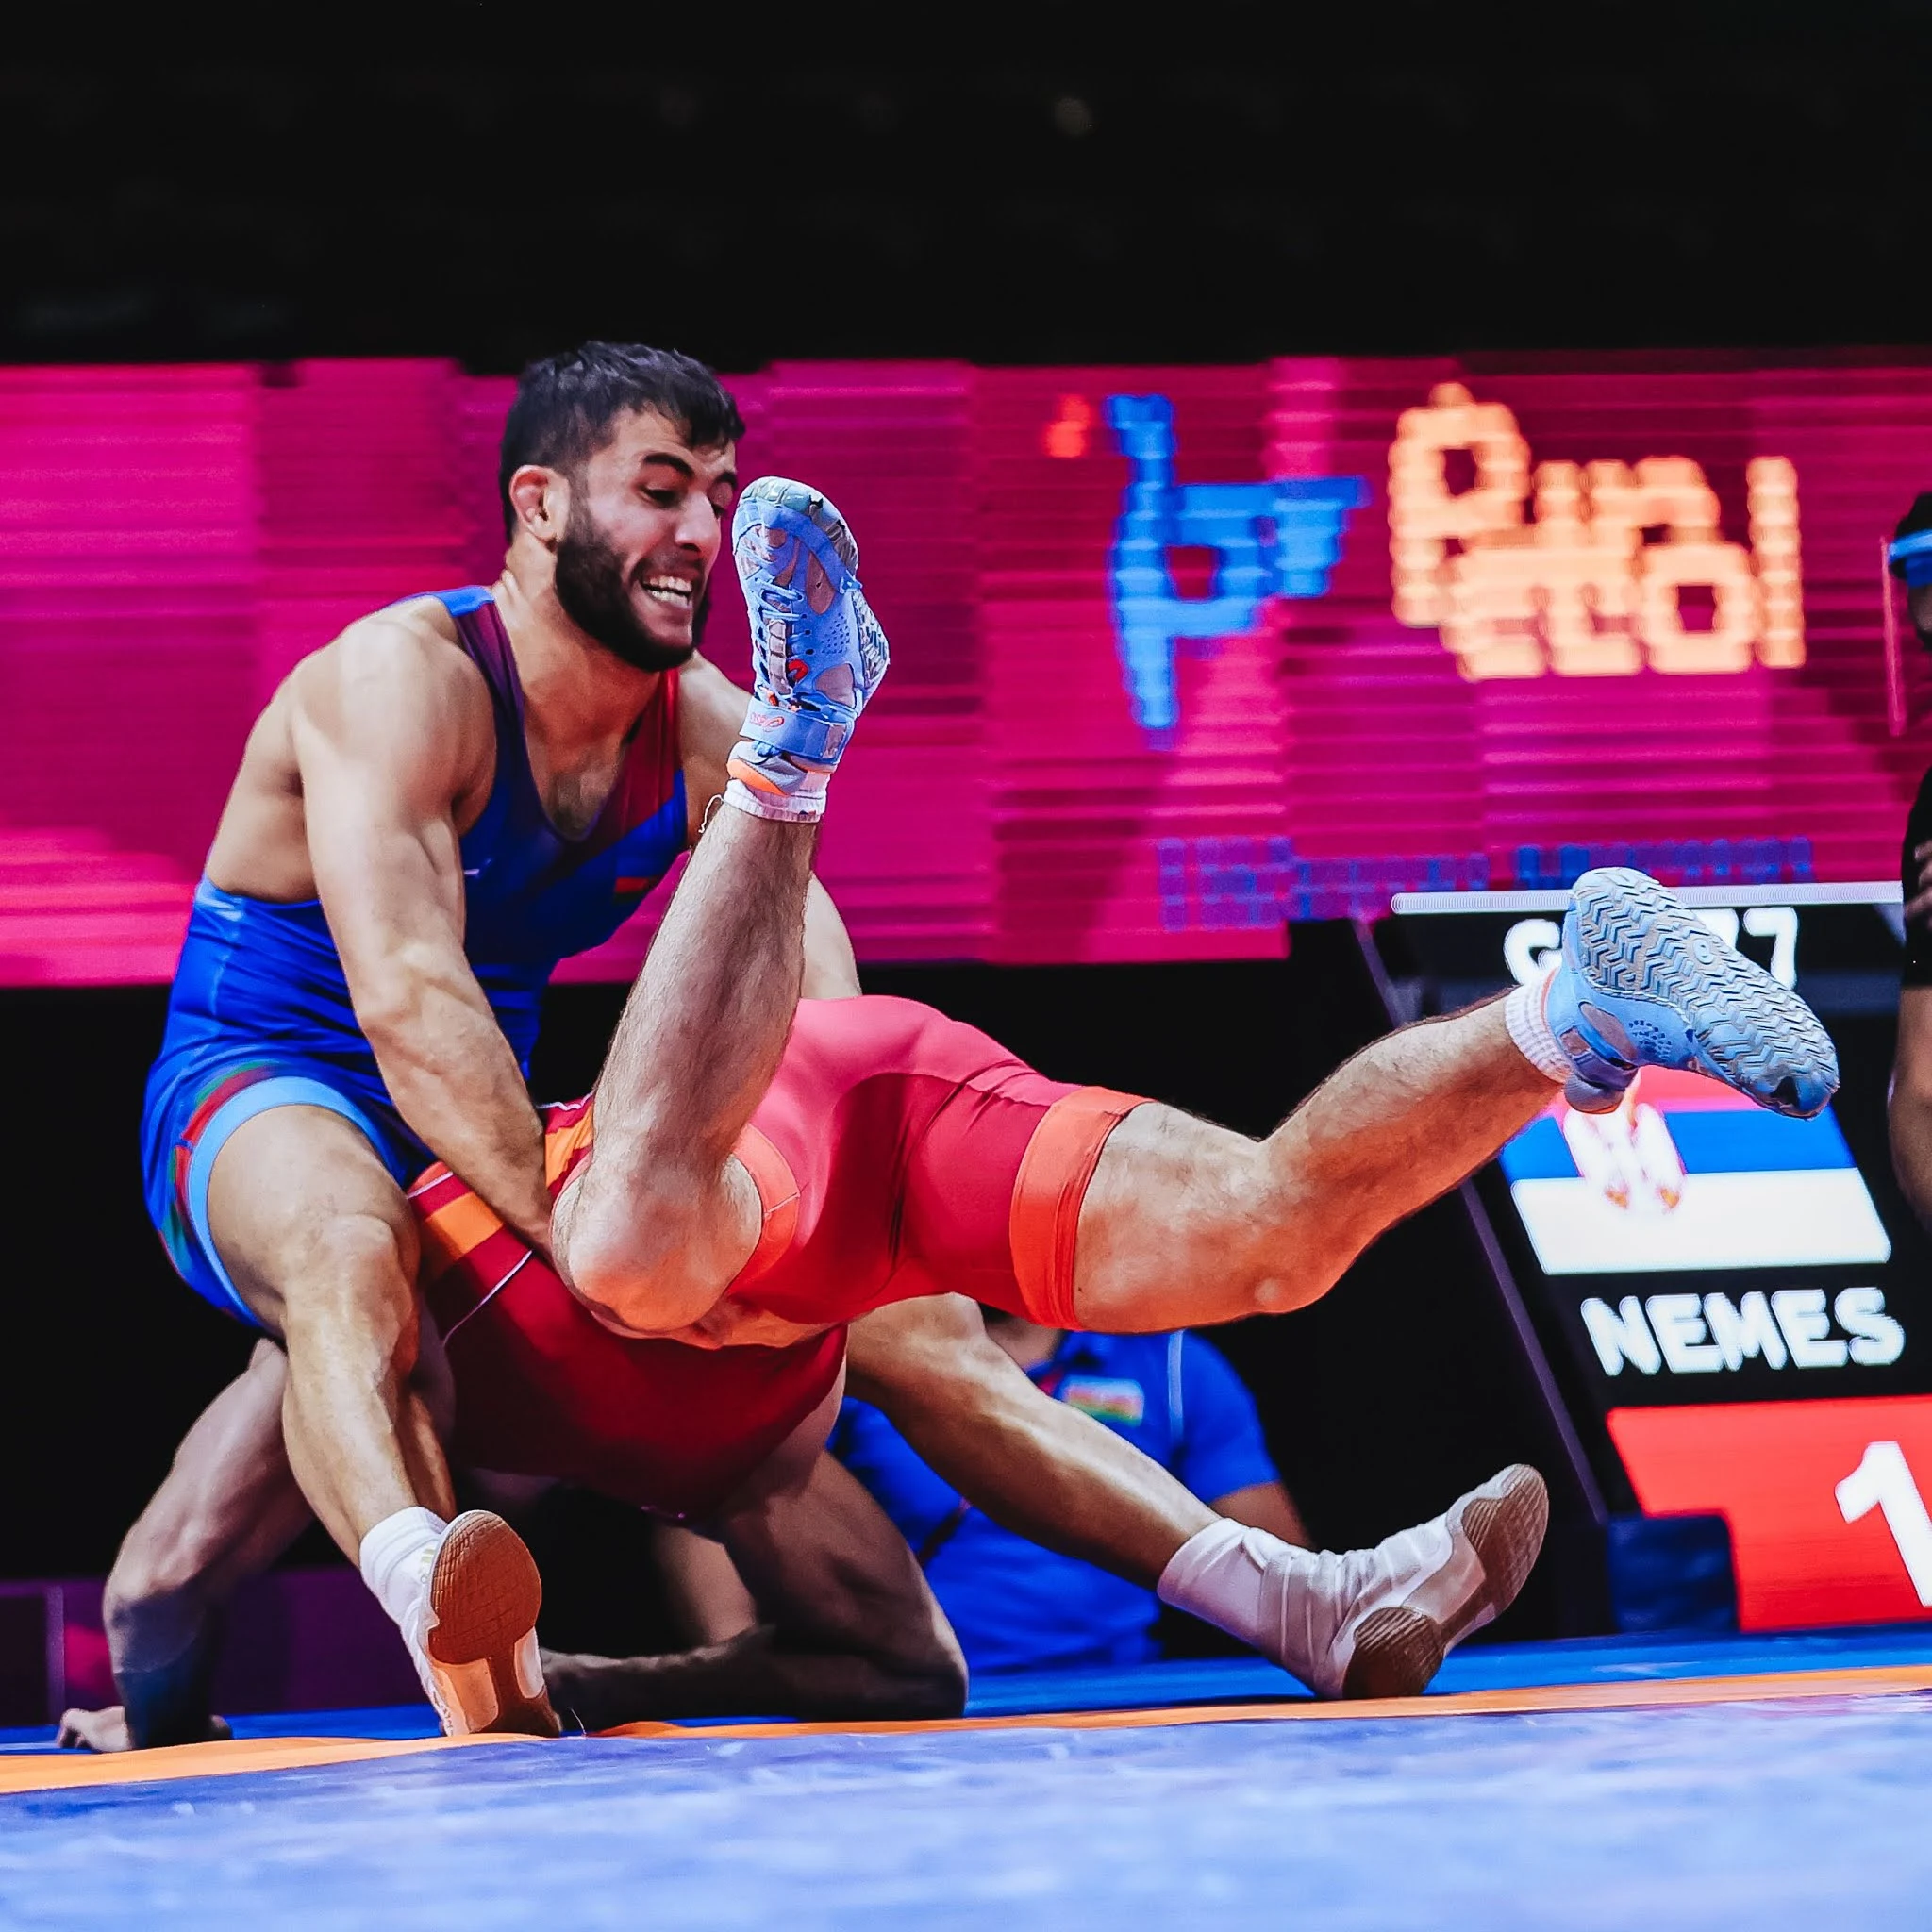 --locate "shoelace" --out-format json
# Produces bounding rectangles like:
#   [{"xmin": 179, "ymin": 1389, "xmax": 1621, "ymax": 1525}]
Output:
[{"xmin": 749, "ymin": 585, "xmax": 806, "ymax": 699}]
